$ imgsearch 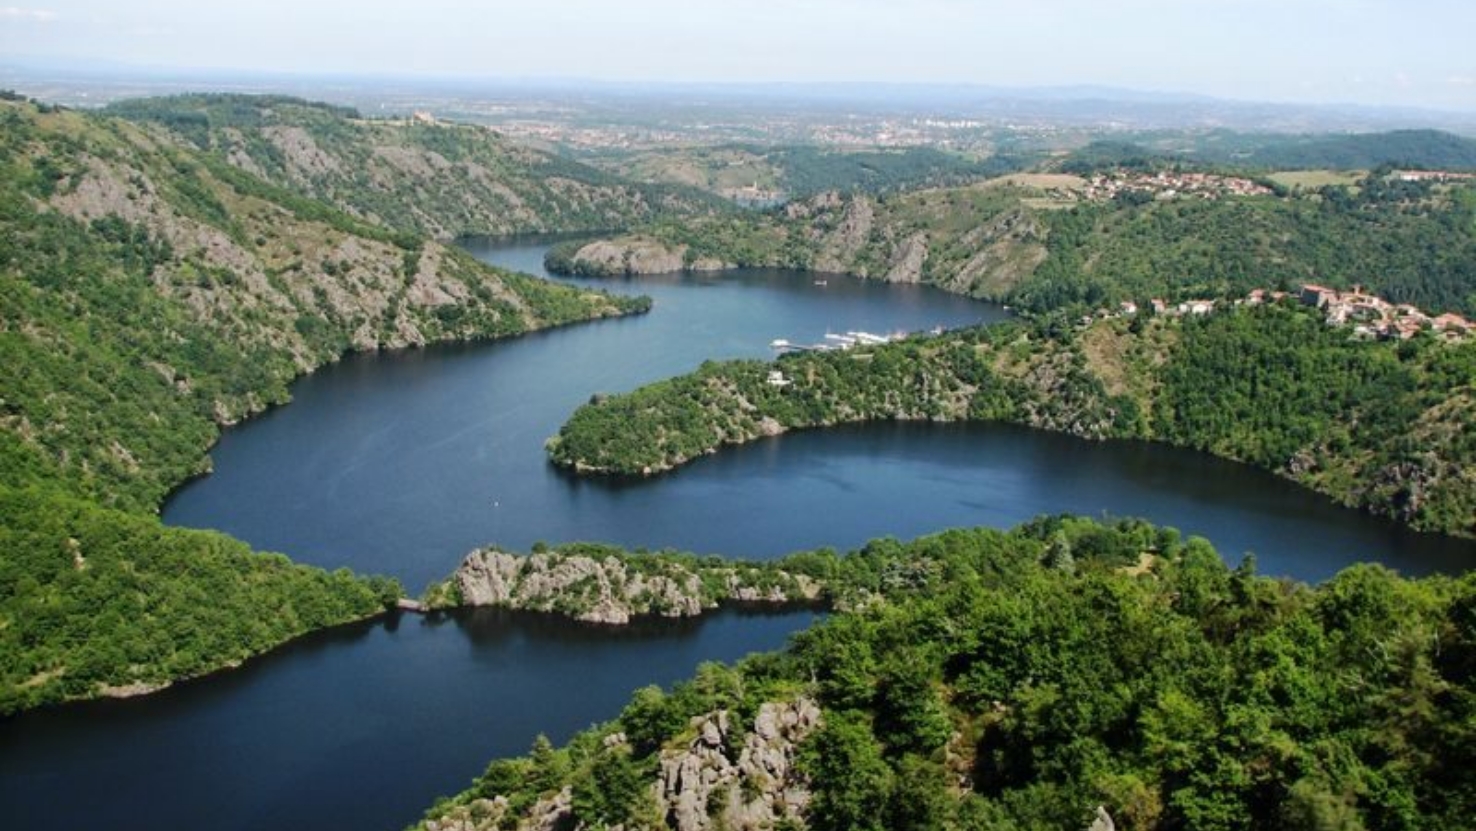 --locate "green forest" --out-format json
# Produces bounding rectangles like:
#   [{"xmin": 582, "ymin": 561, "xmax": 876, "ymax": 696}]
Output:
[
  {"xmin": 0, "ymin": 486, "xmax": 400, "ymax": 713},
  {"xmin": 549, "ymin": 171, "xmax": 1476, "ymax": 318},
  {"xmin": 418, "ymin": 517, "xmax": 1476, "ymax": 831},
  {"xmin": 549, "ymin": 303, "xmax": 1476, "ymax": 538},
  {"xmin": 103, "ymin": 93, "xmax": 728, "ymax": 240},
  {"xmin": 1021, "ymin": 177, "xmax": 1476, "ymax": 316},
  {"xmin": 0, "ymin": 98, "xmax": 649, "ymax": 711}
]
